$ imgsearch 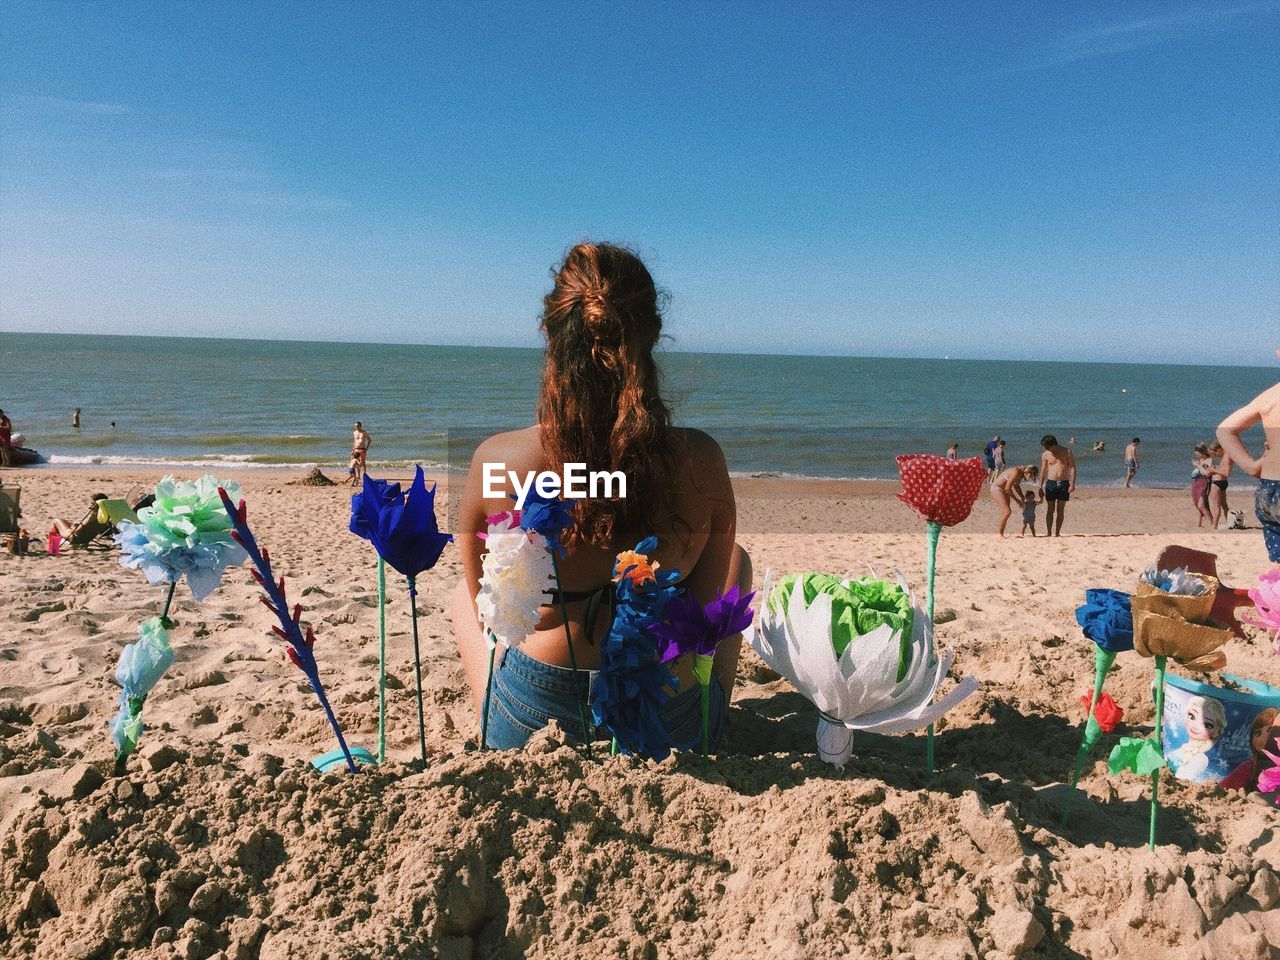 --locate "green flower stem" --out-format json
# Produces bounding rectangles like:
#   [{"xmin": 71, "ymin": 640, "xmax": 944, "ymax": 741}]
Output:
[
  {"xmin": 1150, "ymin": 654, "xmax": 1167, "ymax": 850},
  {"xmin": 549, "ymin": 553, "xmax": 593, "ymax": 760},
  {"xmin": 159, "ymin": 580, "xmax": 177, "ymax": 628},
  {"xmin": 407, "ymin": 577, "xmax": 427, "ymax": 769},
  {"xmin": 700, "ymin": 683, "xmax": 710, "ymax": 759},
  {"xmin": 919, "ymin": 521, "xmax": 941, "ymax": 777},
  {"xmin": 692, "ymin": 653, "xmax": 715, "ymax": 758},
  {"xmin": 377, "ymin": 558, "xmax": 386, "ymax": 764},
  {"xmin": 481, "ymin": 642, "xmax": 496, "ymax": 750},
  {"xmin": 1062, "ymin": 646, "xmax": 1118, "ymax": 827},
  {"xmin": 611, "ymin": 738, "xmax": 619, "ymax": 756}
]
